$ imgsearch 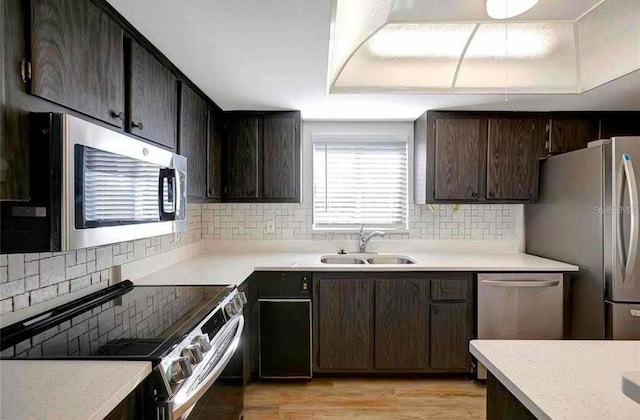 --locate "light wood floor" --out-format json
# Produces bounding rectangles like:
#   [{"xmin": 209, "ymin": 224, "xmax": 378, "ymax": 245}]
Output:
[{"xmin": 244, "ymin": 378, "xmax": 486, "ymax": 419}]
